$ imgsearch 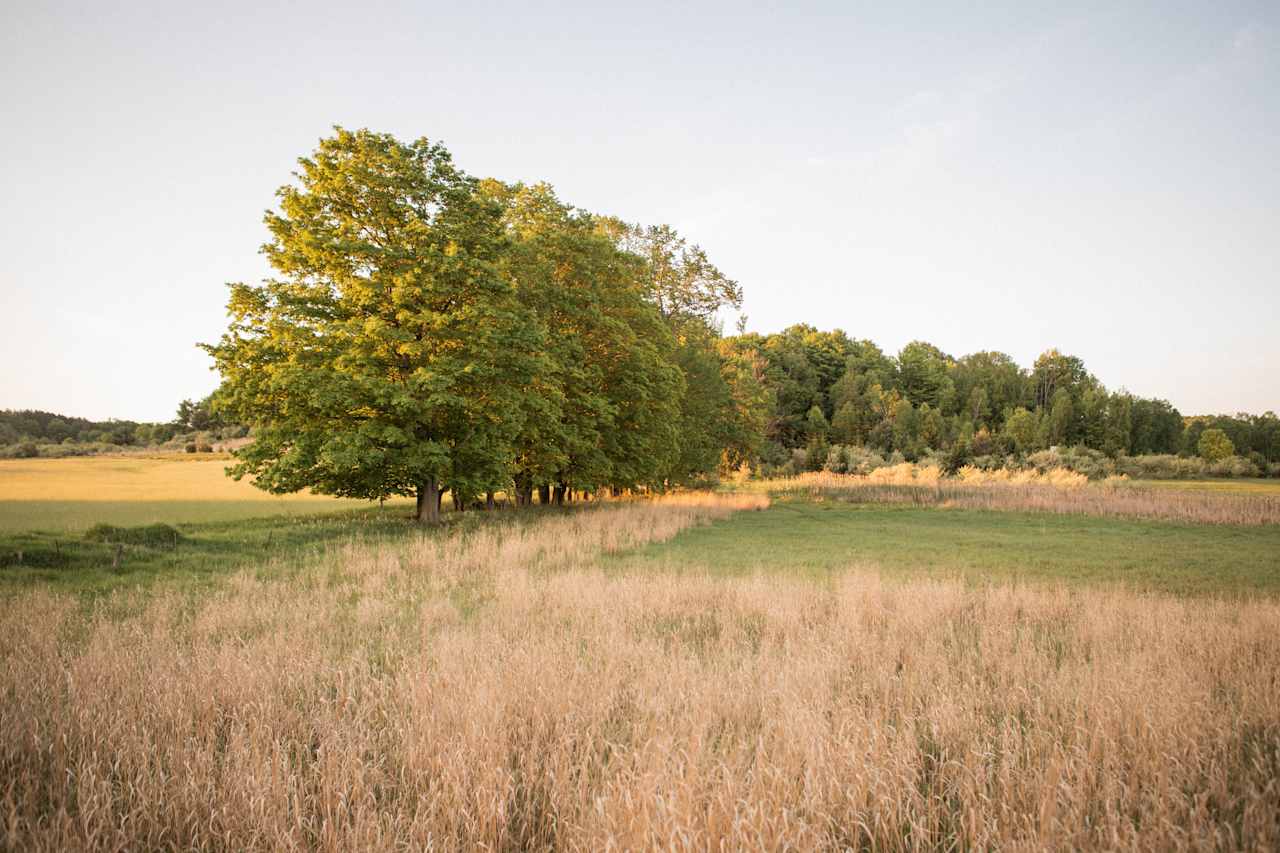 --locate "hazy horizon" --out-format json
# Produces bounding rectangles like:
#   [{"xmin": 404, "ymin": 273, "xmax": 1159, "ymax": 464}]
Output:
[{"xmin": 2, "ymin": 1, "xmax": 1277, "ymax": 422}]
